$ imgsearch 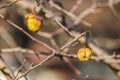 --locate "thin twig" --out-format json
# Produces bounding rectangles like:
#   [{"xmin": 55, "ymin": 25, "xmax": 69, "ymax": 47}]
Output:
[
  {"xmin": 37, "ymin": 31, "xmax": 52, "ymax": 39},
  {"xmin": 15, "ymin": 52, "xmax": 55, "ymax": 80},
  {"xmin": 0, "ymin": 13, "xmax": 55, "ymax": 52},
  {"xmin": 48, "ymin": 0, "xmax": 91, "ymax": 27},
  {"xmin": 53, "ymin": 17, "xmax": 74, "ymax": 36},
  {"xmin": 0, "ymin": 47, "xmax": 77, "ymax": 58},
  {"xmin": 42, "ymin": 7, "xmax": 74, "ymax": 36},
  {"xmin": 0, "ymin": 0, "xmax": 21, "ymax": 10},
  {"xmin": 14, "ymin": 63, "xmax": 33, "ymax": 80},
  {"xmin": 70, "ymin": 0, "xmax": 83, "ymax": 13},
  {"xmin": 51, "ymin": 29, "xmax": 65, "ymax": 37},
  {"xmin": 60, "ymin": 32, "xmax": 86, "ymax": 50},
  {"xmin": 1, "ymin": 47, "xmax": 120, "ymax": 63},
  {"xmin": 48, "ymin": 30, "xmax": 81, "ymax": 76},
  {"xmin": 0, "ymin": 55, "xmax": 14, "ymax": 79},
  {"xmin": 74, "ymin": 0, "xmax": 96, "ymax": 26},
  {"xmin": 108, "ymin": 0, "xmax": 120, "ymax": 18},
  {"xmin": 13, "ymin": 59, "xmax": 27, "ymax": 80},
  {"xmin": 49, "ymin": 38, "xmax": 59, "ymax": 49}
]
